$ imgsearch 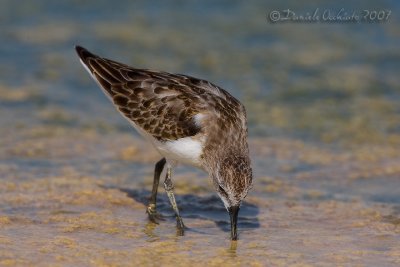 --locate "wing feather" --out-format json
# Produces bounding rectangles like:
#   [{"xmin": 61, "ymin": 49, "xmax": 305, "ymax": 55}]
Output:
[
  {"xmin": 76, "ymin": 46, "xmax": 208, "ymax": 141},
  {"xmin": 75, "ymin": 46, "xmax": 246, "ymax": 142}
]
